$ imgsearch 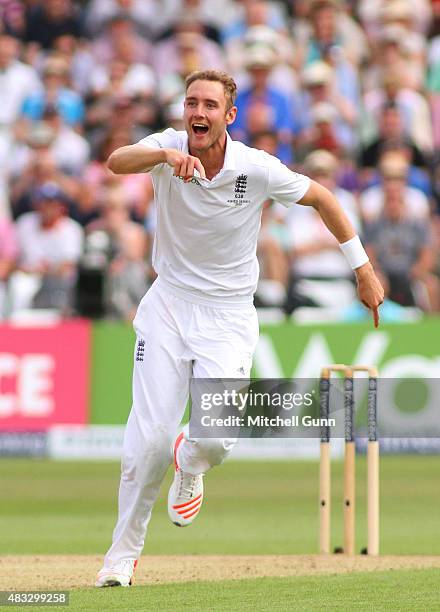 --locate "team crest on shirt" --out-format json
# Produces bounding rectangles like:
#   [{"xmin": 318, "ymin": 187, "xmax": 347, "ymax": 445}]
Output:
[
  {"xmin": 227, "ymin": 174, "xmax": 250, "ymax": 206},
  {"xmin": 136, "ymin": 339, "xmax": 145, "ymax": 362}
]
